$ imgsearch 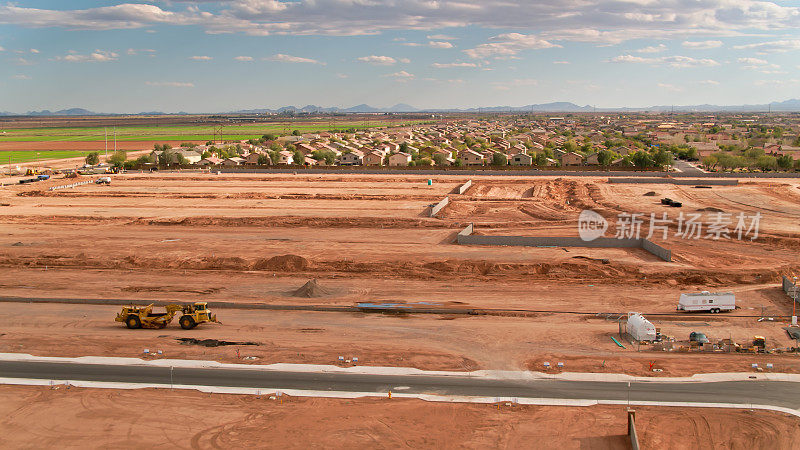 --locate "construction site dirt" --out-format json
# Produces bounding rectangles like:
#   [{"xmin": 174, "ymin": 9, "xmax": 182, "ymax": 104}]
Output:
[
  {"xmin": 1, "ymin": 385, "xmax": 797, "ymax": 449},
  {"xmin": 1, "ymin": 172, "xmax": 799, "ymax": 376}
]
